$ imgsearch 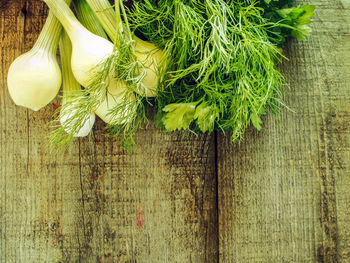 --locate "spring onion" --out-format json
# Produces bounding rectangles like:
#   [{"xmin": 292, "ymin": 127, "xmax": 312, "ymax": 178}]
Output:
[
  {"xmin": 73, "ymin": 0, "xmax": 137, "ymax": 126},
  {"xmin": 6, "ymin": 7, "xmax": 68, "ymax": 110},
  {"xmin": 72, "ymin": 0, "xmax": 108, "ymax": 41}
]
